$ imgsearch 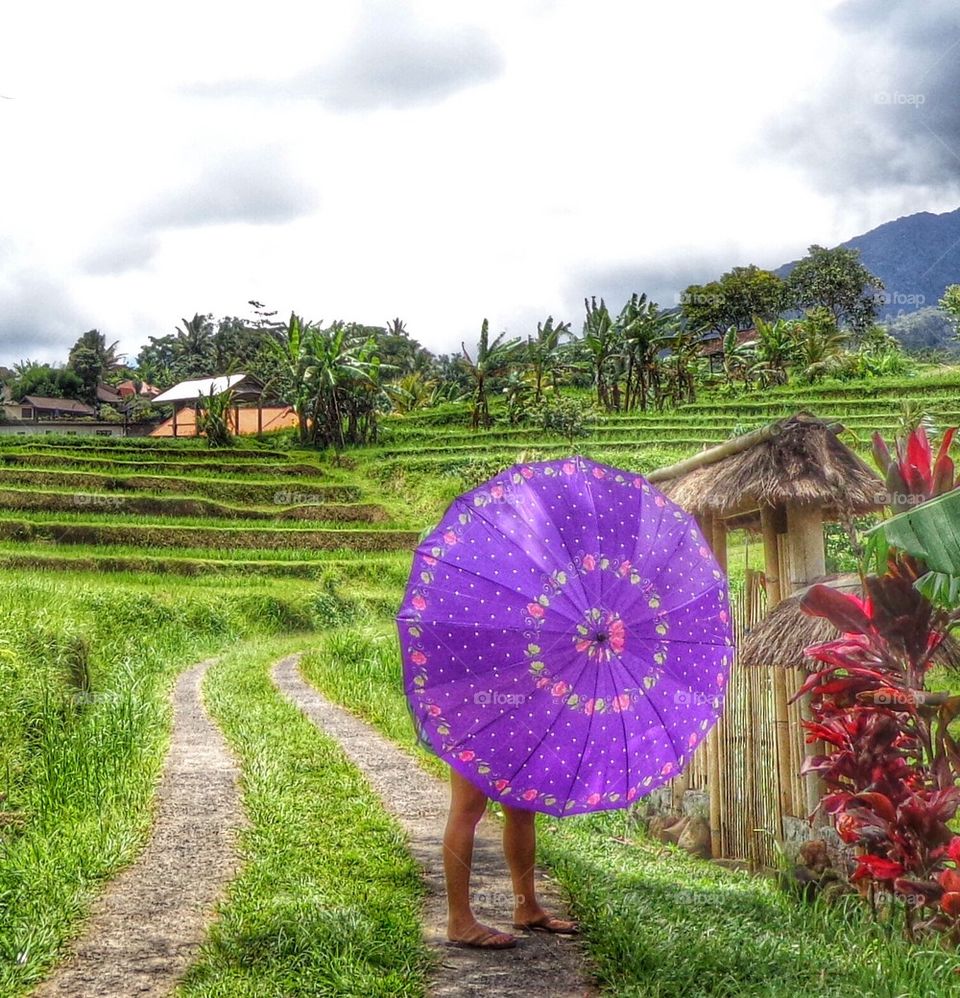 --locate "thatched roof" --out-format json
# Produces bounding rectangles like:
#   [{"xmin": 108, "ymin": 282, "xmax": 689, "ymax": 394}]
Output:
[
  {"xmin": 656, "ymin": 413, "xmax": 886, "ymax": 526},
  {"xmin": 740, "ymin": 573, "xmax": 960, "ymax": 671}
]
